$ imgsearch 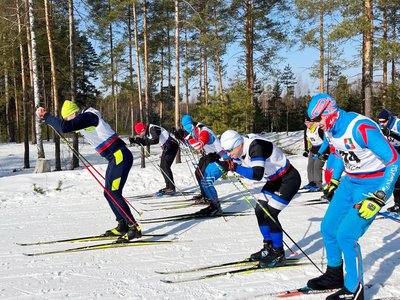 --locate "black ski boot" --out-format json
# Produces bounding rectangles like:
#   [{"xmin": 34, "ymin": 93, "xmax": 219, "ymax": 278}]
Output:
[
  {"xmin": 117, "ymin": 224, "xmax": 142, "ymax": 243},
  {"xmin": 159, "ymin": 188, "xmax": 176, "ymax": 195},
  {"xmin": 307, "ymin": 264, "xmax": 344, "ymax": 290},
  {"xmin": 387, "ymin": 203, "xmax": 400, "ymax": 213},
  {"xmin": 326, "ymin": 283, "xmax": 364, "ymax": 300},
  {"xmin": 191, "ymin": 194, "xmax": 206, "ymax": 201},
  {"xmin": 104, "ymin": 219, "xmax": 128, "ymax": 236},
  {"xmin": 196, "ymin": 202, "xmax": 222, "ymax": 216},
  {"xmin": 249, "ymin": 240, "xmax": 273, "ymax": 261},
  {"xmin": 259, "ymin": 247, "xmax": 286, "ymax": 268}
]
